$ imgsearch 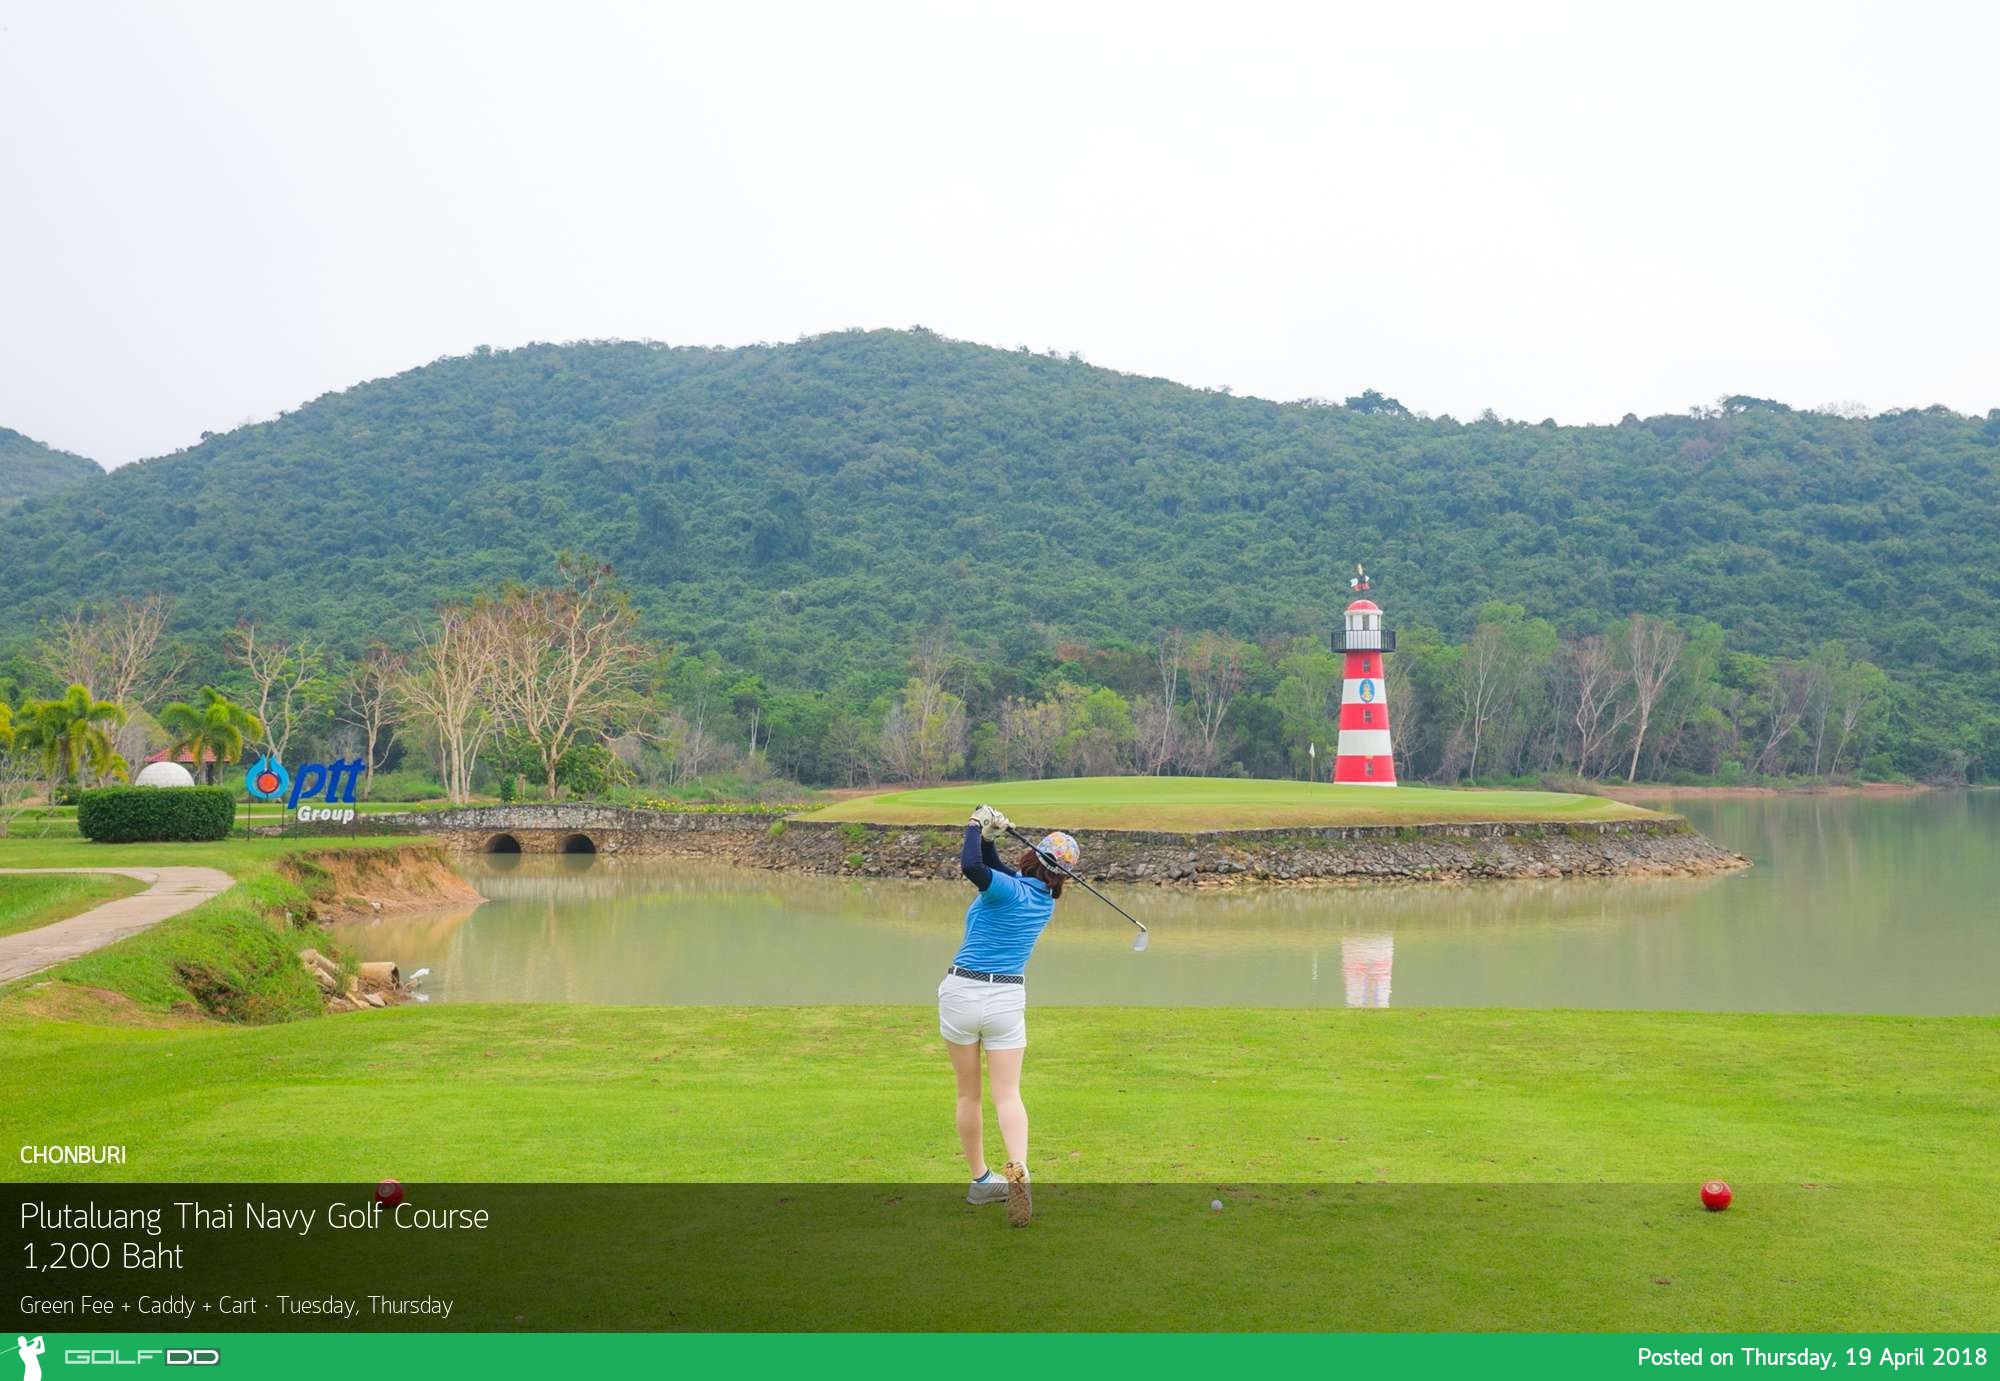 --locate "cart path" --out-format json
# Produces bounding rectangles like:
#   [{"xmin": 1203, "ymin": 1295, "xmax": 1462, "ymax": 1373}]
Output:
[{"xmin": 0, "ymin": 867, "xmax": 234, "ymax": 981}]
